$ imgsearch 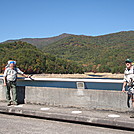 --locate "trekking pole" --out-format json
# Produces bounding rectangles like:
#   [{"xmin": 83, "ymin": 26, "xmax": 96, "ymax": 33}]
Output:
[{"xmin": 28, "ymin": 74, "xmax": 34, "ymax": 81}]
